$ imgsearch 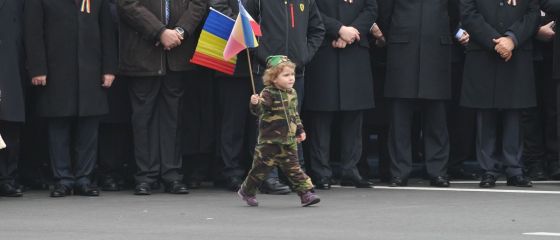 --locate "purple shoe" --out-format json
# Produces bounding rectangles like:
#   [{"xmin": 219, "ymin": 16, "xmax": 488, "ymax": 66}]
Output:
[
  {"xmin": 237, "ymin": 189, "xmax": 258, "ymax": 207},
  {"xmin": 299, "ymin": 191, "xmax": 320, "ymax": 207}
]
